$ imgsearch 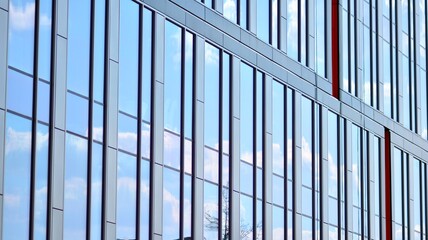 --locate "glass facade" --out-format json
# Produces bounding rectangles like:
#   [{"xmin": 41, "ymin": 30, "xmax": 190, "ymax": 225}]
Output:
[{"xmin": 0, "ymin": 0, "xmax": 427, "ymax": 239}]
